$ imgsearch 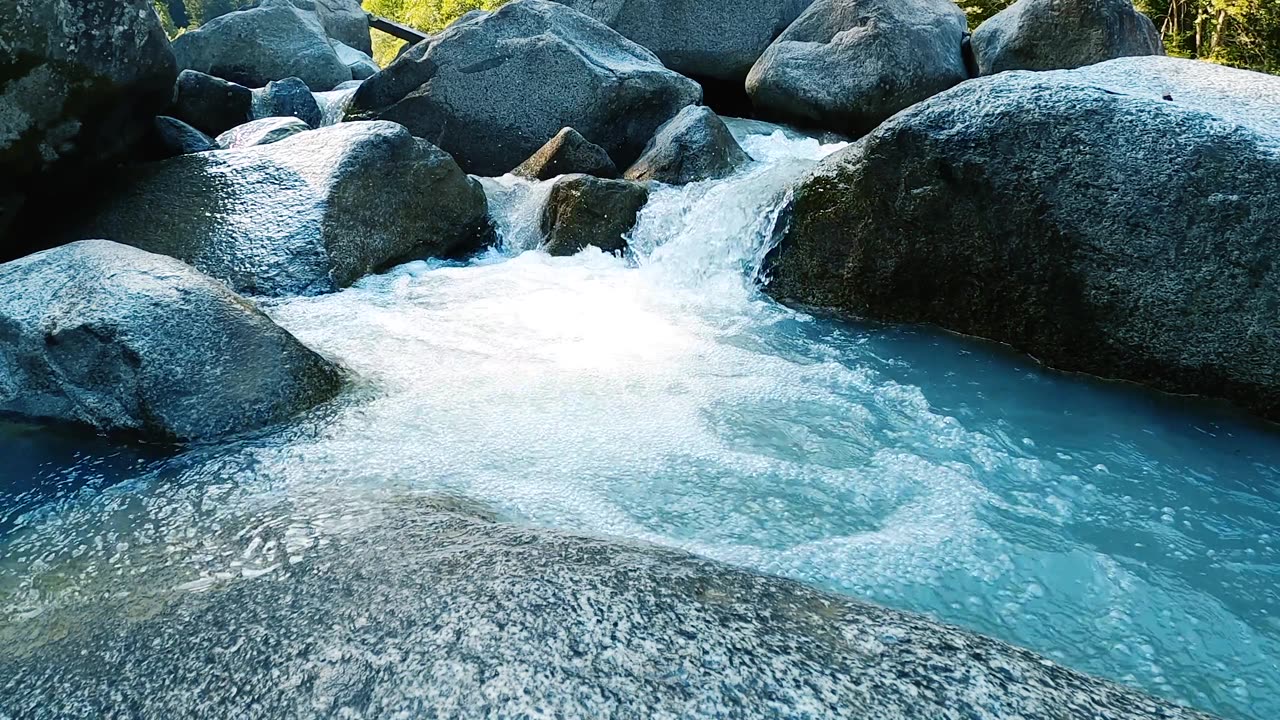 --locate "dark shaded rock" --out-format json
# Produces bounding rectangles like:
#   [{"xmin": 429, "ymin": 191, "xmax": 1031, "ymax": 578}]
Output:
[
  {"xmin": 78, "ymin": 122, "xmax": 492, "ymax": 297},
  {"xmin": 153, "ymin": 116, "xmax": 219, "ymax": 156},
  {"xmin": 766, "ymin": 57, "xmax": 1280, "ymax": 421},
  {"xmin": 625, "ymin": 106, "xmax": 751, "ymax": 185},
  {"xmin": 554, "ymin": 0, "xmax": 815, "ymax": 84},
  {"xmin": 972, "ymin": 0, "xmax": 1163, "ymax": 75},
  {"xmin": 0, "ymin": 500, "xmax": 1217, "ymax": 719},
  {"xmin": 216, "ymin": 117, "xmax": 313, "ymax": 149},
  {"xmin": 513, "ymin": 128, "xmax": 619, "ymax": 181},
  {"xmin": 253, "ymin": 77, "xmax": 323, "ymax": 128},
  {"xmin": 541, "ymin": 175, "xmax": 648, "ymax": 256},
  {"xmin": 0, "ymin": 240, "xmax": 341, "ymax": 441},
  {"xmin": 347, "ymin": 0, "xmax": 701, "ymax": 175},
  {"xmin": 333, "ymin": 41, "xmax": 379, "ymax": 81},
  {"xmin": 172, "ymin": 0, "xmax": 350, "ymax": 91},
  {"xmin": 746, "ymin": 0, "xmax": 970, "ymax": 137},
  {"xmin": 170, "ymin": 70, "xmax": 254, "ymax": 137},
  {"xmin": 0, "ymin": 0, "xmax": 177, "ymax": 251}
]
